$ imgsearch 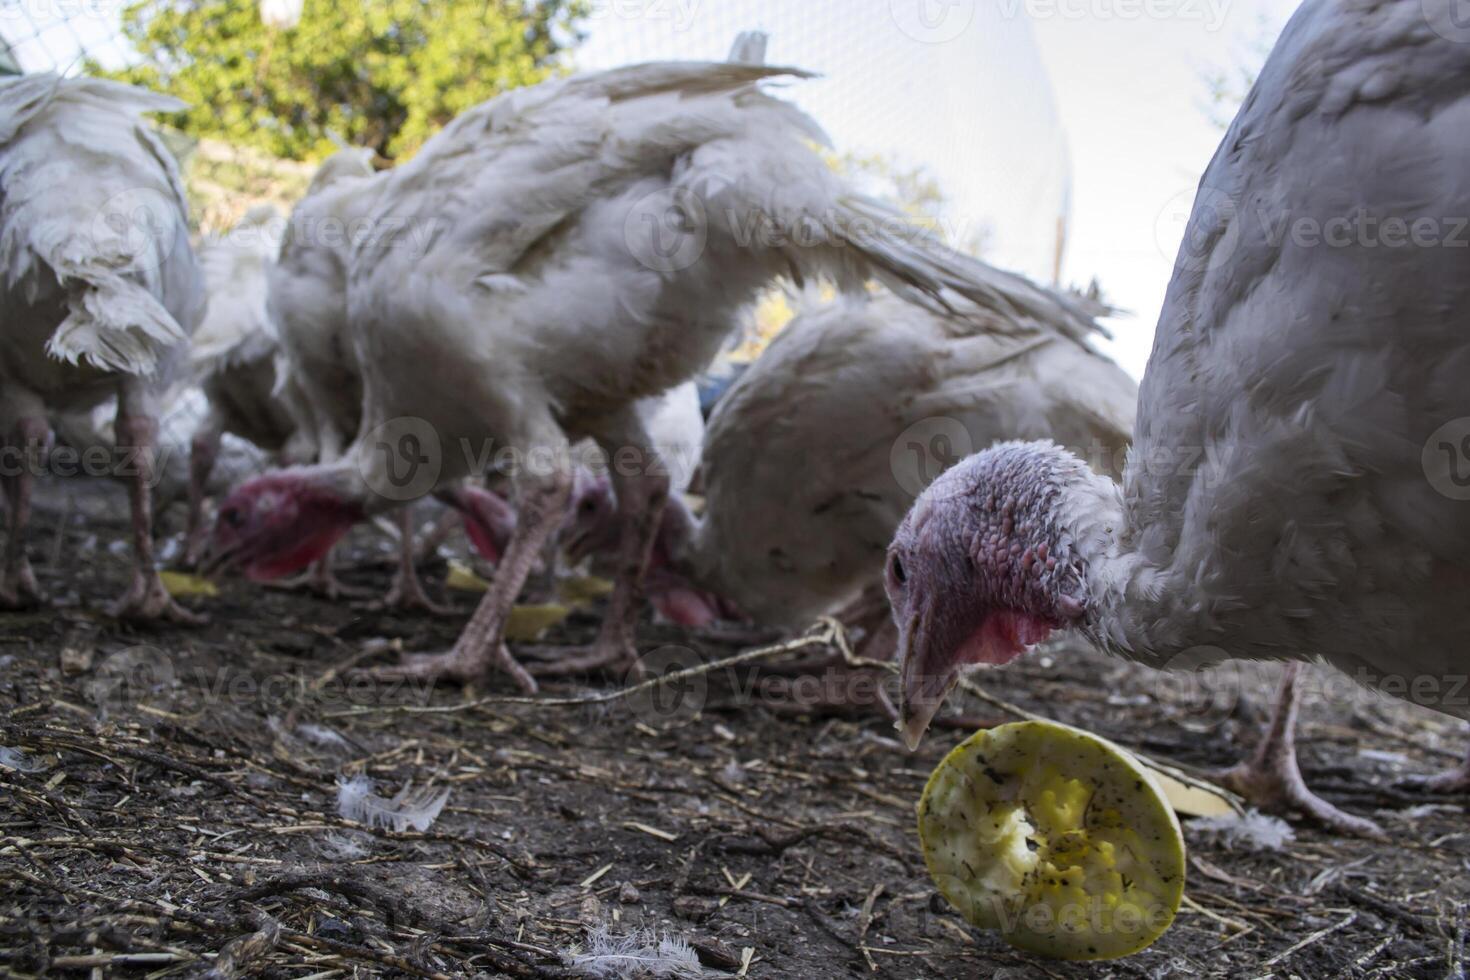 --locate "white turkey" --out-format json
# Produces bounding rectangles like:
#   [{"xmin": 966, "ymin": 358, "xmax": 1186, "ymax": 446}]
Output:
[
  {"xmin": 570, "ymin": 289, "xmax": 1133, "ymax": 683},
  {"xmin": 181, "ymin": 204, "xmax": 316, "ymax": 564},
  {"xmin": 0, "ymin": 73, "xmax": 204, "ymax": 620},
  {"xmin": 262, "ymin": 148, "xmax": 504, "ymax": 609},
  {"xmin": 205, "ymin": 47, "xmax": 1035, "ymax": 692},
  {"xmin": 886, "ymin": 0, "xmax": 1470, "ymax": 837}
]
